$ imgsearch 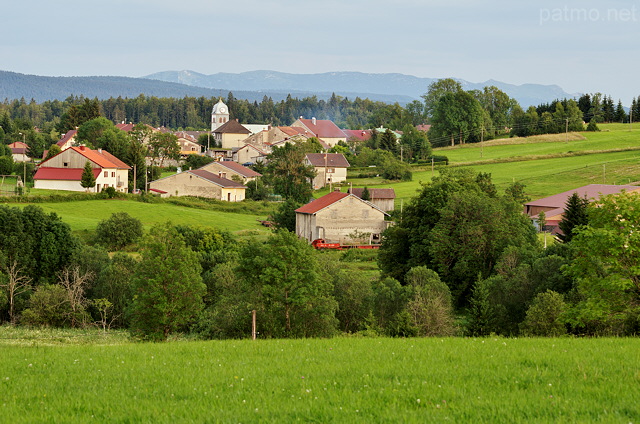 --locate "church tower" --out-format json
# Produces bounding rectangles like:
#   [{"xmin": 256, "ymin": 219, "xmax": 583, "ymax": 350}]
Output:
[{"xmin": 211, "ymin": 99, "xmax": 230, "ymax": 131}]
